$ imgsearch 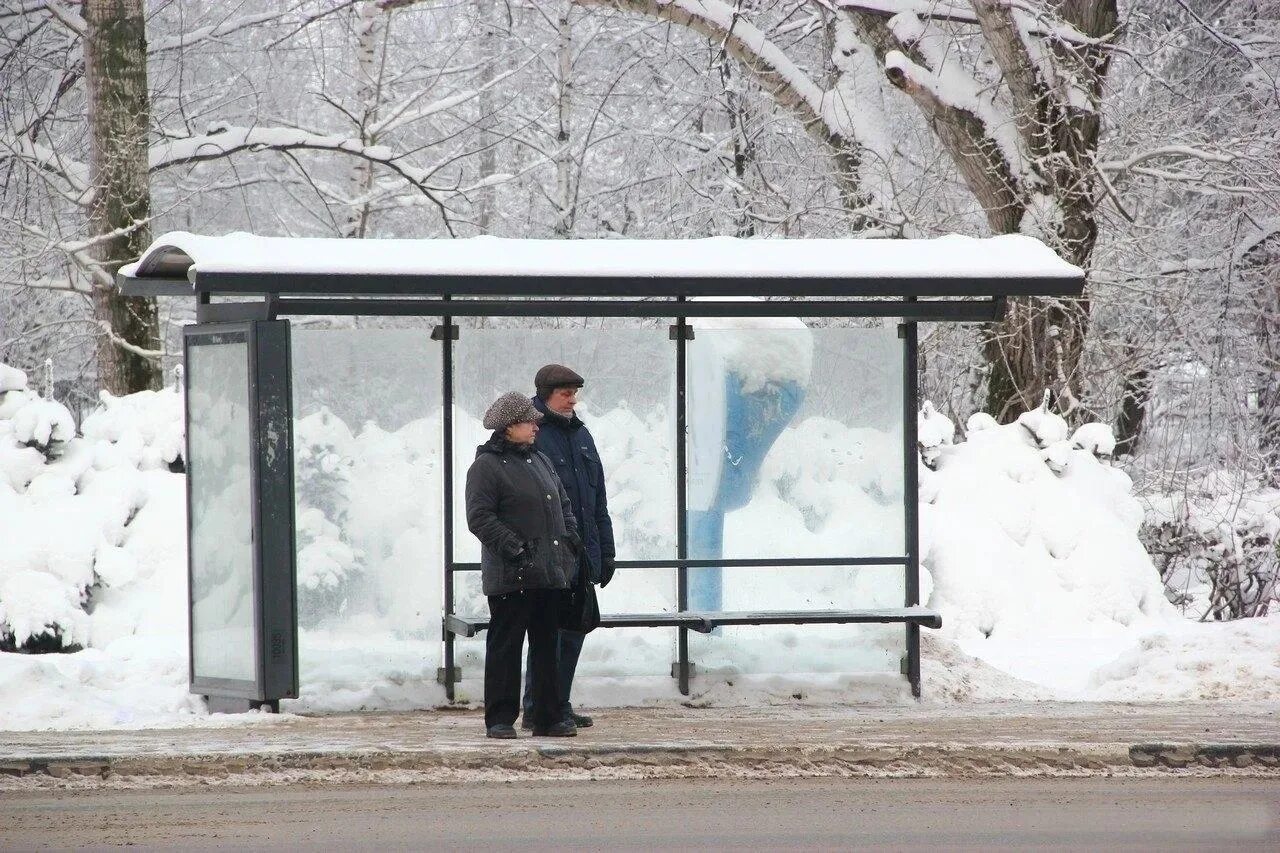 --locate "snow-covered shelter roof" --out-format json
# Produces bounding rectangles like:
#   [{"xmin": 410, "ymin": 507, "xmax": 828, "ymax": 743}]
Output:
[{"xmin": 119, "ymin": 231, "xmax": 1084, "ymax": 299}]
